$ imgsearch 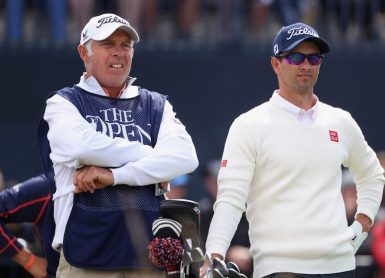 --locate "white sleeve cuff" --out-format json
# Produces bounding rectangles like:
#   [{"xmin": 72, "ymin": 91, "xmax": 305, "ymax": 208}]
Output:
[
  {"xmin": 205, "ymin": 201, "xmax": 243, "ymax": 258},
  {"xmin": 111, "ymin": 164, "xmax": 133, "ymax": 186}
]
